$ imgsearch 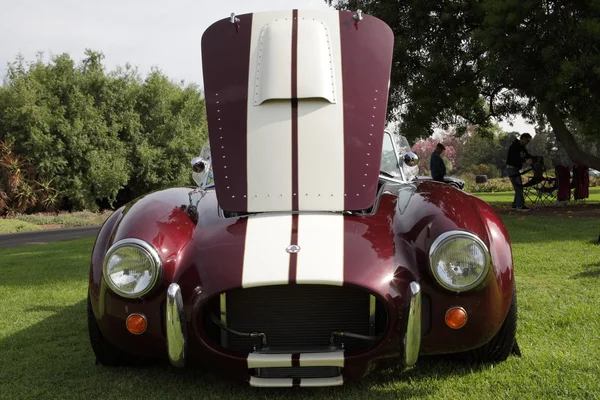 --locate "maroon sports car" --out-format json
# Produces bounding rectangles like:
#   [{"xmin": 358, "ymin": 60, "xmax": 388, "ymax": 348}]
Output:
[{"xmin": 87, "ymin": 9, "xmax": 519, "ymax": 387}]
